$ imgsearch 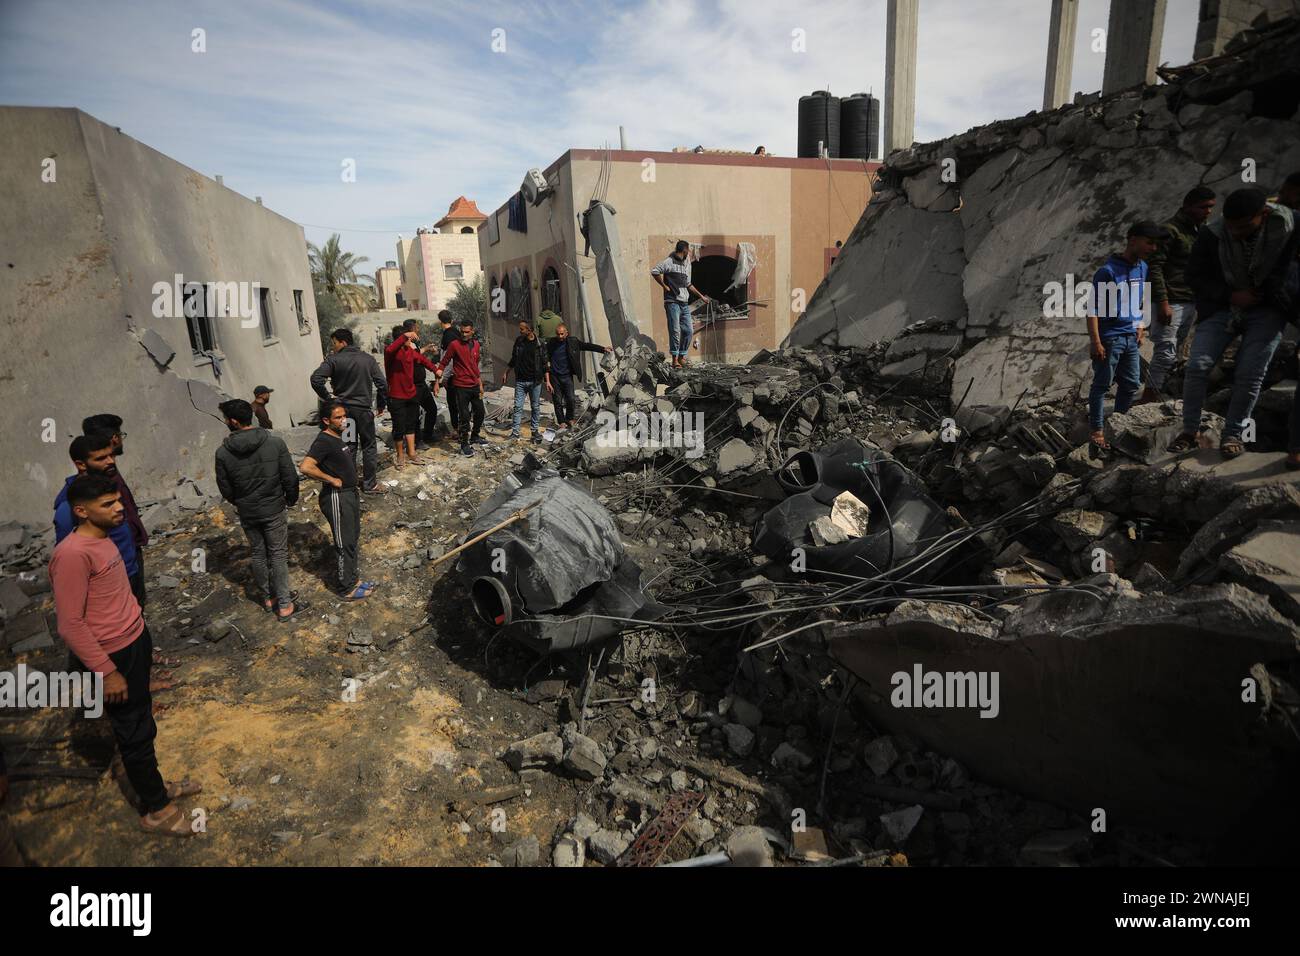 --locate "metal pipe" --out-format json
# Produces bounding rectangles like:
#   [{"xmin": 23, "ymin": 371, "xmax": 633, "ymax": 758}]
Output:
[{"xmin": 660, "ymin": 851, "xmax": 730, "ymax": 867}]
